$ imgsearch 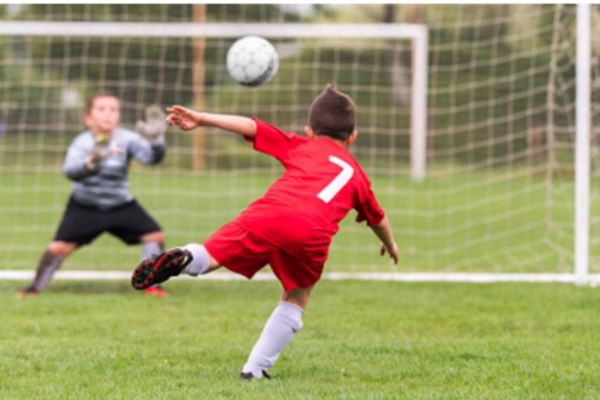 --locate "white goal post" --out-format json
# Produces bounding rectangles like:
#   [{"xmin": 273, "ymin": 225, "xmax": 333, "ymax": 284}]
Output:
[
  {"xmin": 0, "ymin": 21, "xmax": 429, "ymax": 182},
  {"xmin": 575, "ymin": 4, "xmax": 591, "ymax": 284}
]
